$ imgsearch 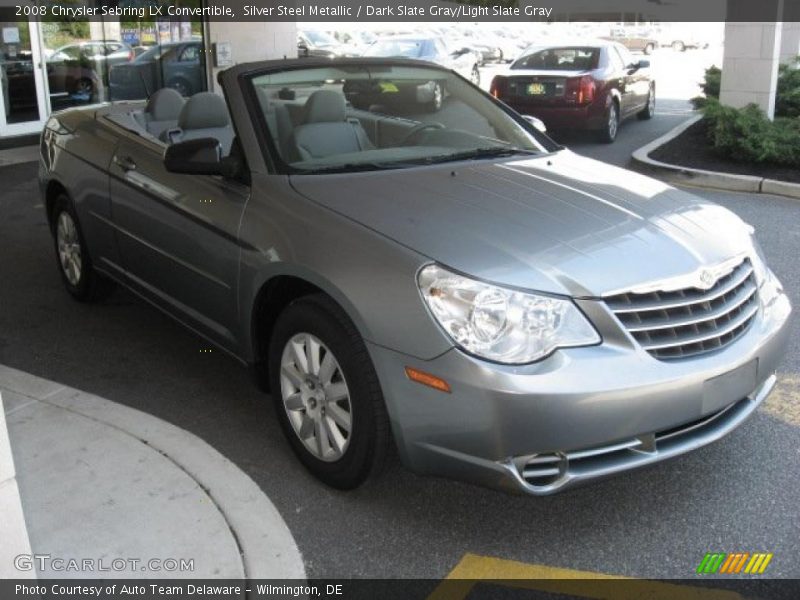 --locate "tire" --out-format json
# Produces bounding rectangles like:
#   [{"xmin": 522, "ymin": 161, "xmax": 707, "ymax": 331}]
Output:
[
  {"xmin": 597, "ymin": 100, "xmax": 620, "ymax": 144},
  {"xmin": 426, "ymin": 82, "xmax": 444, "ymax": 112},
  {"xmin": 672, "ymin": 41, "xmax": 686, "ymax": 52},
  {"xmin": 51, "ymin": 195, "xmax": 116, "ymax": 302},
  {"xmin": 268, "ymin": 294, "xmax": 390, "ymax": 490},
  {"xmin": 167, "ymin": 78, "xmax": 192, "ymax": 97},
  {"xmin": 470, "ymin": 65, "xmax": 481, "ymax": 87},
  {"xmin": 73, "ymin": 78, "xmax": 94, "ymax": 101},
  {"xmin": 644, "ymin": 43, "xmax": 654, "ymax": 55},
  {"xmin": 638, "ymin": 85, "xmax": 656, "ymax": 120}
]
